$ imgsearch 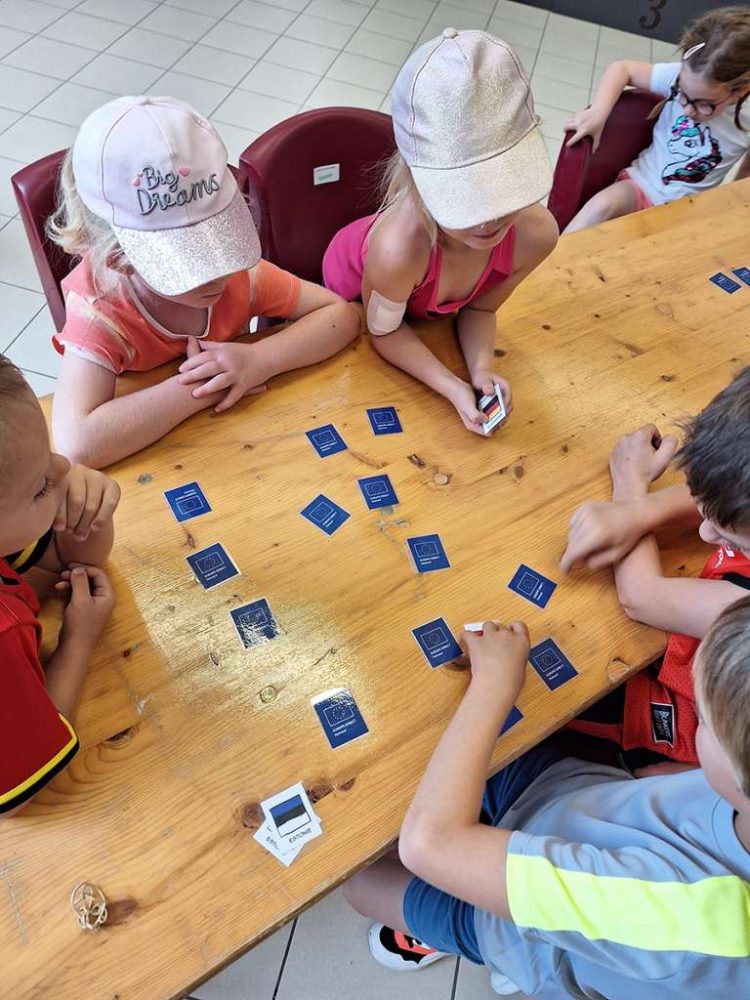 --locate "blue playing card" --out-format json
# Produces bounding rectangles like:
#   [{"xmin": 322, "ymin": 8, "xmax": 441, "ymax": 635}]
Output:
[
  {"xmin": 306, "ymin": 423, "xmax": 347, "ymax": 457},
  {"xmin": 313, "ymin": 689, "xmax": 369, "ymax": 749},
  {"xmin": 732, "ymin": 267, "xmax": 750, "ymax": 286},
  {"xmin": 358, "ymin": 474, "xmax": 399, "ymax": 509},
  {"xmin": 367, "ymin": 406, "xmax": 403, "ymax": 435},
  {"xmin": 230, "ymin": 598, "xmax": 278, "ymax": 649},
  {"xmin": 407, "ymin": 534, "xmax": 450, "ymax": 573},
  {"xmin": 300, "ymin": 494, "xmax": 350, "ymax": 535},
  {"xmin": 508, "ymin": 564, "xmax": 557, "ymax": 609},
  {"xmin": 164, "ymin": 481, "xmax": 211, "ymax": 522},
  {"xmin": 709, "ymin": 272, "xmax": 742, "ymax": 294},
  {"xmin": 529, "ymin": 639, "xmax": 578, "ymax": 691},
  {"xmin": 500, "ymin": 705, "xmax": 523, "ymax": 735},
  {"xmin": 412, "ymin": 617, "xmax": 462, "ymax": 668},
  {"xmin": 186, "ymin": 543, "xmax": 239, "ymax": 590}
]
